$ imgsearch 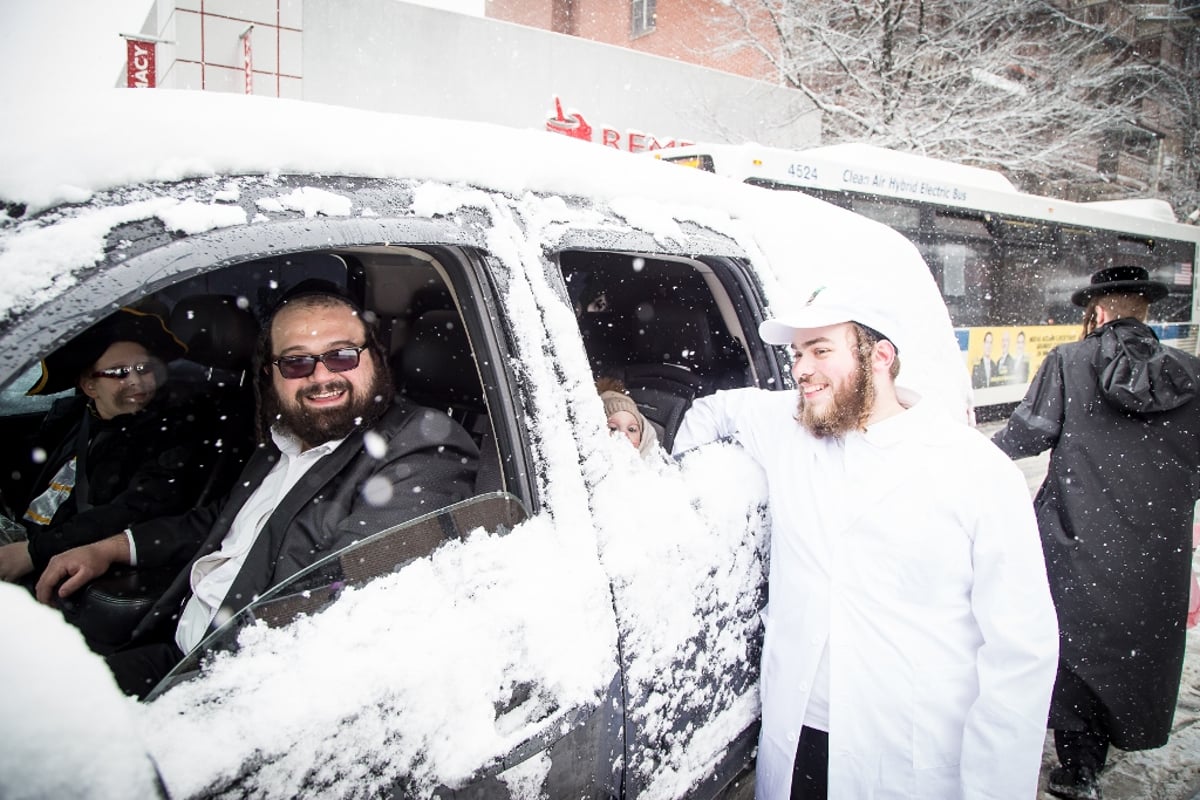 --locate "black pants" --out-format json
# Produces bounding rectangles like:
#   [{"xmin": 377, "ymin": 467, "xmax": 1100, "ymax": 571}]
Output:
[
  {"xmin": 1051, "ymin": 665, "xmax": 1110, "ymax": 774},
  {"xmin": 105, "ymin": 641, "xmax": 184, "ymax": 700},
  {"xmin": 791, "ymin": 726, "xmax": 829, "ymax": 800},
  {"xmin": 1055, "ymin": 729, "xmax": 1109, "ymax": 775}
]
